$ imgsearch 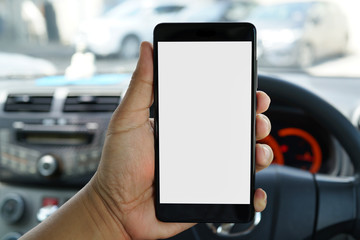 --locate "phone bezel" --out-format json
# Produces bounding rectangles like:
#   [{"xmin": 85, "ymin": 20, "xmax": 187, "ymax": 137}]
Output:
[{"xmin": 153, "ymin": 23, "xmax": 257, "ymax": 223}]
